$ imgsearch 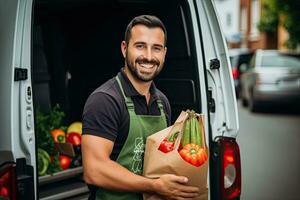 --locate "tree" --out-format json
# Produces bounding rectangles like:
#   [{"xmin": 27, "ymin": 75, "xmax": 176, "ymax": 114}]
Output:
[{"xmin": 258, "ymin": 0, "xmax": 300, "ymax": 49}]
